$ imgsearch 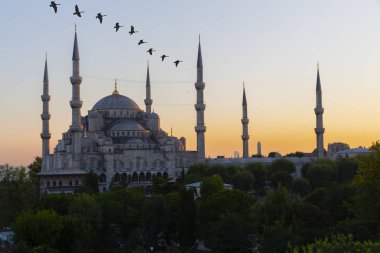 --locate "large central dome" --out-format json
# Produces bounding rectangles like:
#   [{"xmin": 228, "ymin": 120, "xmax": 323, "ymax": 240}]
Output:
[{"xmin": 92, "ymin": 94, "xmax": 140, "ymax": 111}]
